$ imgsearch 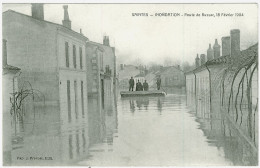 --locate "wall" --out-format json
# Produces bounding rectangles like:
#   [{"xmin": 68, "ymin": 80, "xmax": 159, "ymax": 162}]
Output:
[
  {"xmin": 3, "ymin": 11, "xmax": 91, "ymax": 165},
  {"xmin": 185, "ymin": 73, "xmax": 196, "ymax": 111},
  {"xmin": 86, "ymin": 42, "xmax": 107, "ymax": 94},
  {"xmin": 194, "ymin": 69, "xmax": 210, "ymax": 118},
  {"xmin": 85, "ymin": 43, "xmax": 96, "ymax": 94},
  {"xmin": 3, "ymin": 72, "xmax": 19, "ymax": 165},
  {"xmin": 219, "ymin": 63, "xmax": 258, "ymax": 146},
  {"xmin": 101, "ymin": 45, "xmax": 116, "ymax": 79},
  {"xmin": 186, "ymin": 61, "xmax": 258, "ymax": 151},
  {"xmin": 3, "ymin": 11, "xmax": 59, "ymax": 102},
  {"xmin": 58, "ymin": 70, "xmax": 88, "ymax": 129},
  {"xmin": 160, "ymin": 67, "xmax": 185, "ymax": 87},
  {"xmin": 57, "ymin": 31, "xmax": 89, "ymax": 130},
  {"xmin": 57, "ymin": 31, "xmax": 87, "ymax": 71}
]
